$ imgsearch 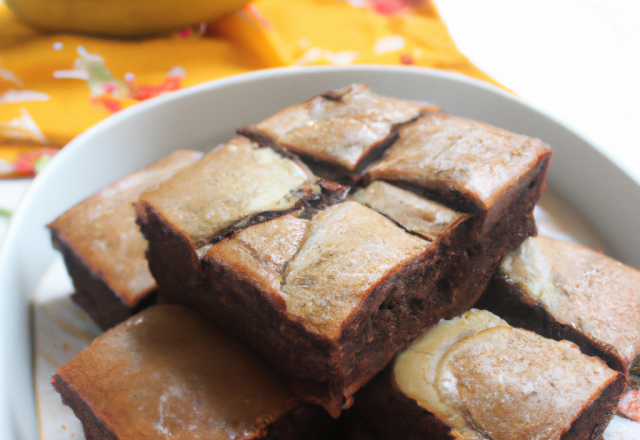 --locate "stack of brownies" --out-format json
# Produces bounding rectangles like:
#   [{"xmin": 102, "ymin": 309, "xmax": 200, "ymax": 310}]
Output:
[{"xmin": 48, "ymin": 84, "xmax": 640, "ymax": 440}]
